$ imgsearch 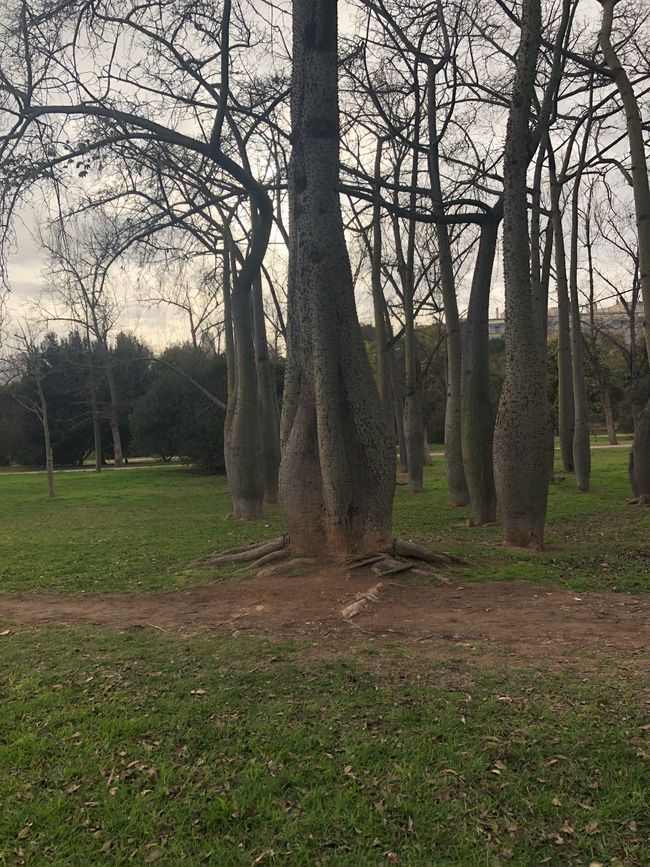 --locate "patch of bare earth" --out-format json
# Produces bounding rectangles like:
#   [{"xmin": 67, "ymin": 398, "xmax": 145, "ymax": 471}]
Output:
[{"xmin": 0, "ymin": 571, "xmax": 648, "ymax": 670}]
